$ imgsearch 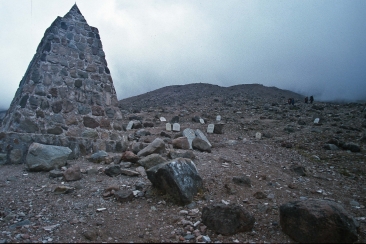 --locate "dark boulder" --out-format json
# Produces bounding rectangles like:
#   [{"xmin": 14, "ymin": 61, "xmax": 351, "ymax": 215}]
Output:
[
  {"xmin": 146, "ymin": 158, "xmax": 203, "ymax": 205},
  {"xmin": 280, "ymin": 199, "xmax": 359, "ymax": 243}
]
